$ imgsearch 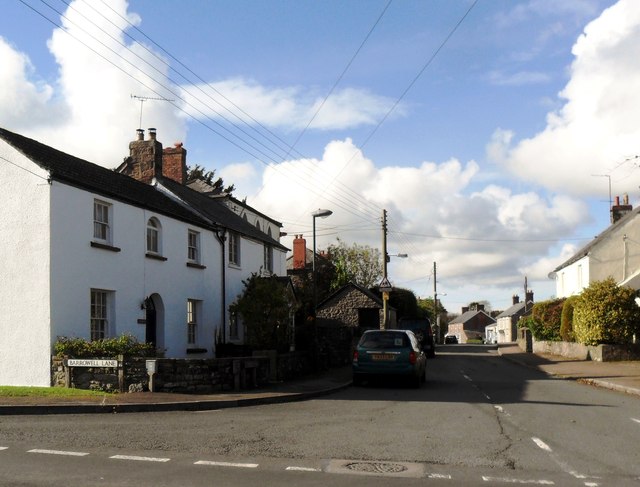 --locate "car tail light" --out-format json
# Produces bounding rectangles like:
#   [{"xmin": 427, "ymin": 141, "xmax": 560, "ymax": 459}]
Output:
[
  {"xmin": 409, "ymin": 351, "xmax": 417, "ymax": 365},
  {"xmin": 353, "ymin": 350, "xmax": 359, "ymax": 364}
]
